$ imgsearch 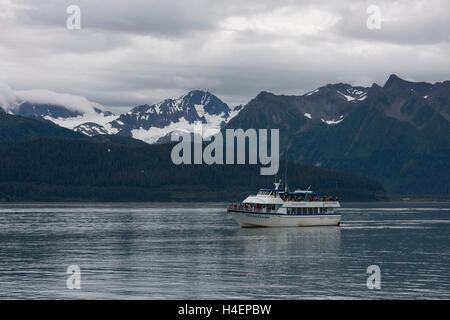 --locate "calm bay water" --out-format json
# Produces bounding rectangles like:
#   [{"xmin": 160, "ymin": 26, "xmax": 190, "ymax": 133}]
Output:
[{"xmin": 0, "ymin": 202, "xmax": 449, "ymax": 299}]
